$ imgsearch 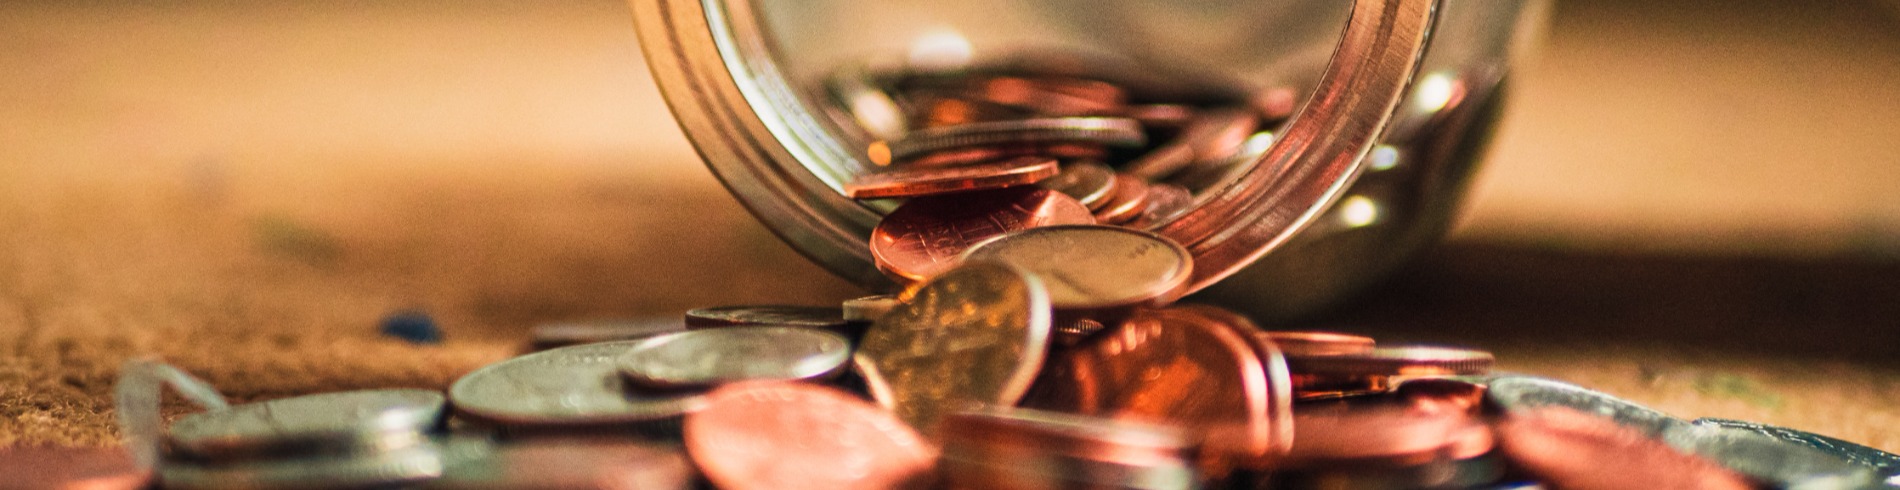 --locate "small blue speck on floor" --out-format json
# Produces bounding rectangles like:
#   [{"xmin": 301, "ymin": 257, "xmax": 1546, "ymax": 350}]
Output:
[{"xmin": 380, "ymin": 310, "xmax": 441, "ymax": 344}]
